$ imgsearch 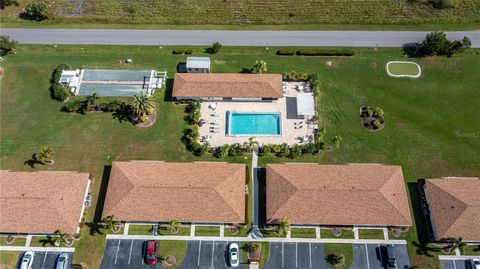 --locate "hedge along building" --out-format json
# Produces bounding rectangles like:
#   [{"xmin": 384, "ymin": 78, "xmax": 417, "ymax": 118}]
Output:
[
  {"xmin": 266, "ymin": 163, "xmax": 413, "ymax": 228},
  {"xmin": 102, "ymin": 161, "xmax": 247, "ymax": 225},
  {"xmin": 0, "ymin": 171, "xmax": 92, "ymax": 235}
]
